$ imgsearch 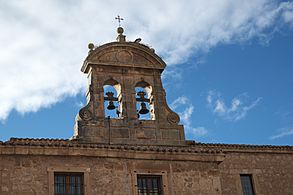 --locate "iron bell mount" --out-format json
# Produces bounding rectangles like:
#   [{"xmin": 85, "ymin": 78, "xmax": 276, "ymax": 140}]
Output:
[
  {"xmin": 136, "ymin": 91, "xmax": 149, "ymax": 115},
  {"xmin": 104, "ymin": 91, "xmax": 118, "ymax": 110}
]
